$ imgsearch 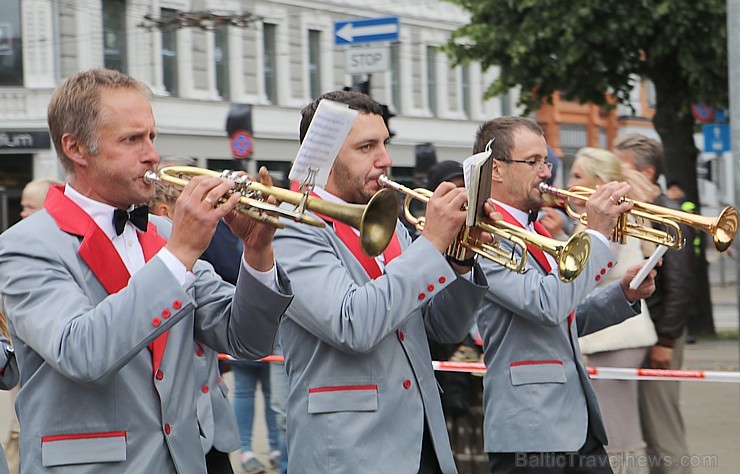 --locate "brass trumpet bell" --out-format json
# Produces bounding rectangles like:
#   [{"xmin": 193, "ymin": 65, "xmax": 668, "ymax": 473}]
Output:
[{"xmin": 145, "ymin": 166, "xmax": 399, "ymax": 257}]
